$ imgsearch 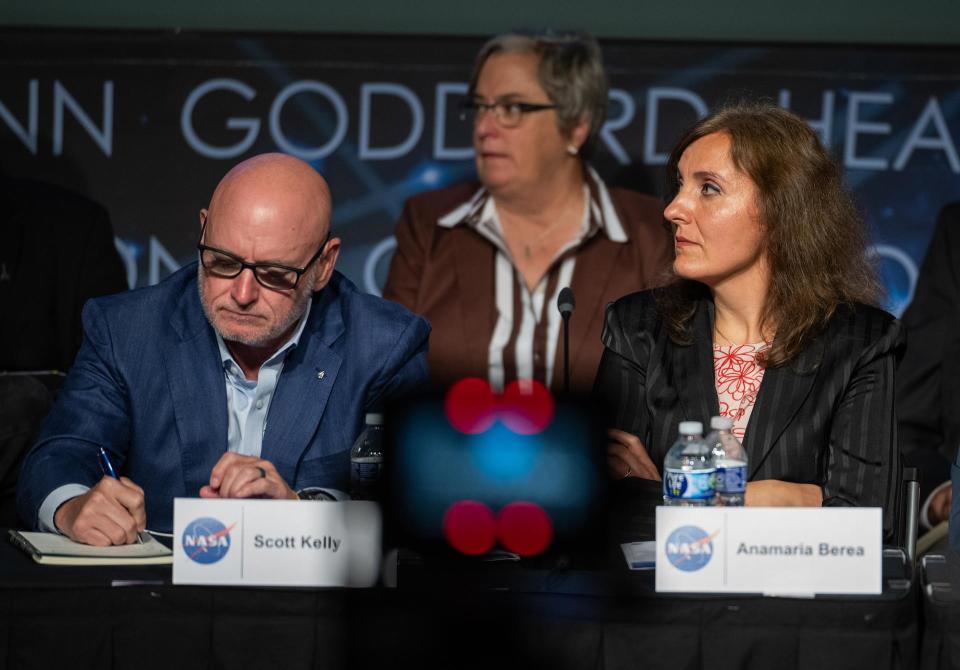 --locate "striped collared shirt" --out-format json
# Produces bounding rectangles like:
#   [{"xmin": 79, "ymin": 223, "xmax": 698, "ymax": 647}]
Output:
[{"xmin": 437, "ymin": 167, "xmax": 628, "ymax": 392}]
